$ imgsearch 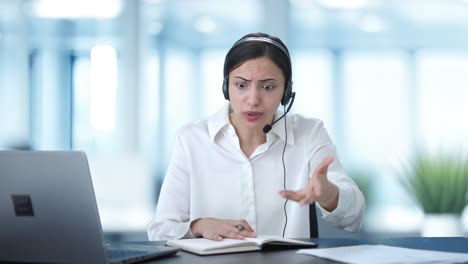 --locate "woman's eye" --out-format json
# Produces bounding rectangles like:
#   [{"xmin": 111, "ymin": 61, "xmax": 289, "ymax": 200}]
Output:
[
  {"xmin": 263, "ymin": 84, "xmax": 274, "ymax": 90},
  {"xmin": 236, "ymin": 83, "xmax": 247, "ymax": 88}
]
